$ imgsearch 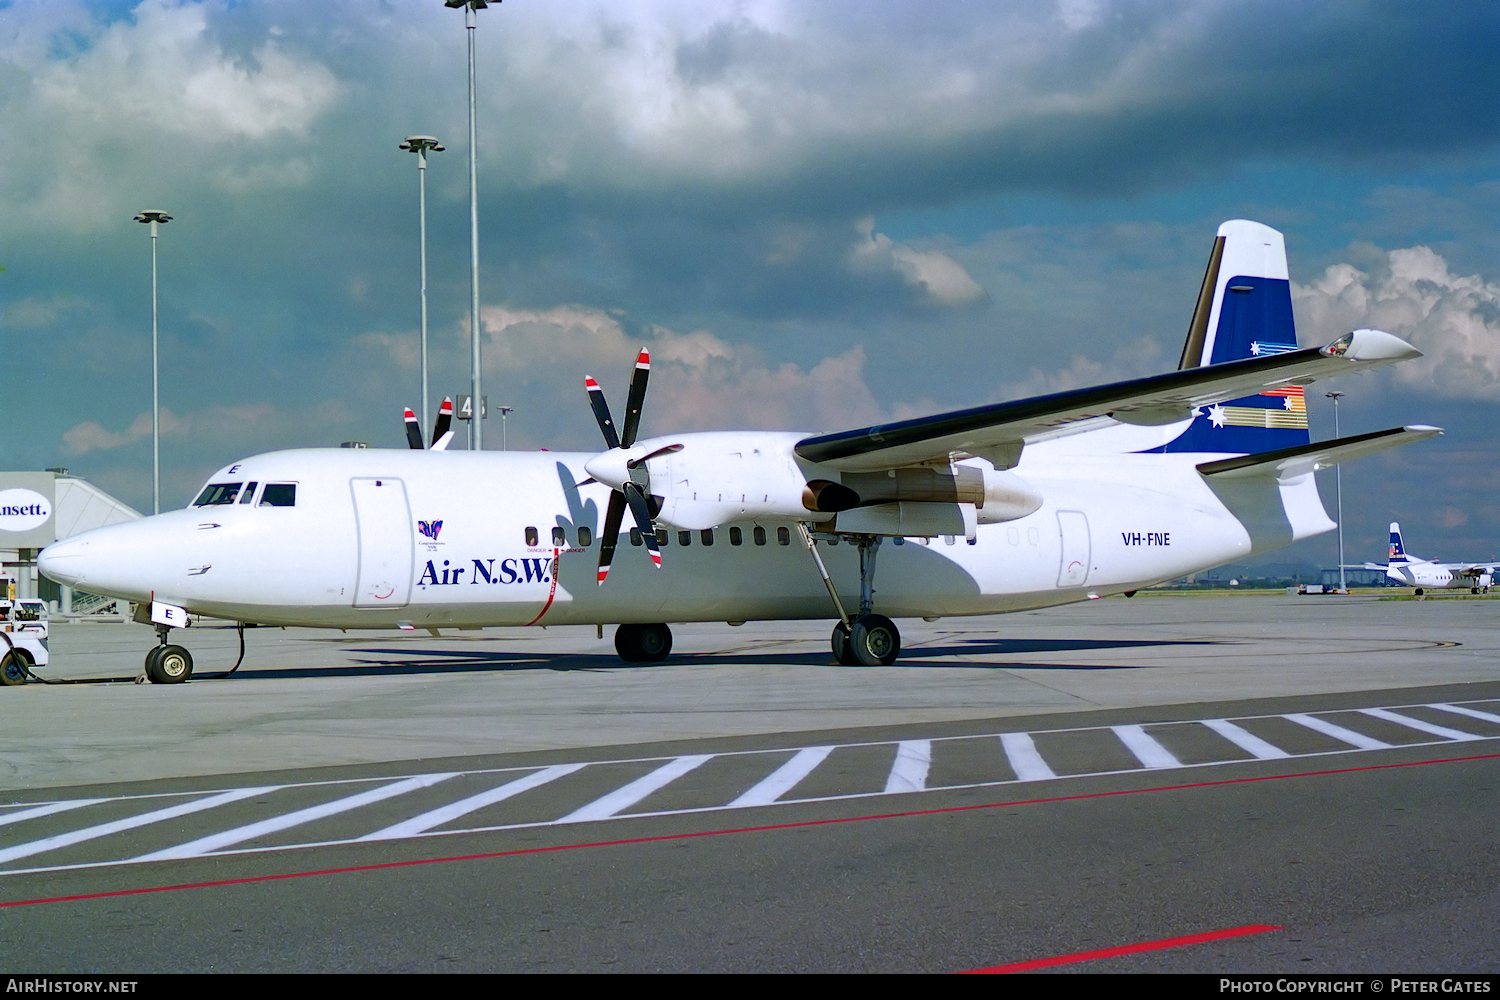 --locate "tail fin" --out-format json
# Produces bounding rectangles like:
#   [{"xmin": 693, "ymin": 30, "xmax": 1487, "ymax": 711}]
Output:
[
  {"xmin": 1388, "ymin": 522, "xmax": 1409, "ymax": 563},
  {"xmin": 1163, "ymin": 220, "xmax": 1310, "ymax": 454}
]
